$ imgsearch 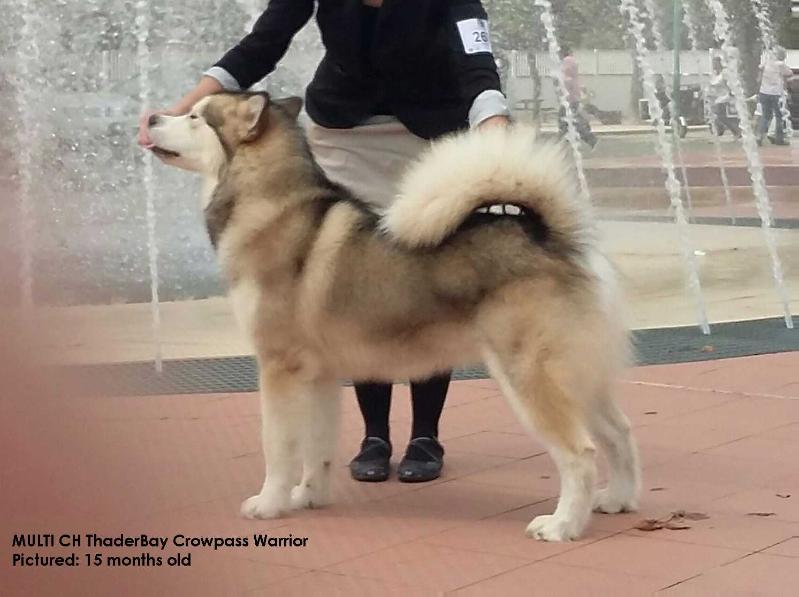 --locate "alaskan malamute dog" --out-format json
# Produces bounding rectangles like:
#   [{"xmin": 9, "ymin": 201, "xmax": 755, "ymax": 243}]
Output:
[{"xmin": 148, "ymin": 92, "xmax": 639, "ymax": 541}]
